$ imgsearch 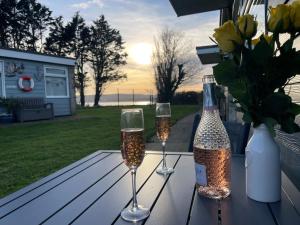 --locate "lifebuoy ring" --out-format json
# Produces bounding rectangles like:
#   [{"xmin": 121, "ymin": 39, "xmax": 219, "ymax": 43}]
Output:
[{"xmin": 18, "ymin": 76, "xmax": 34, "ymax": 92}]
